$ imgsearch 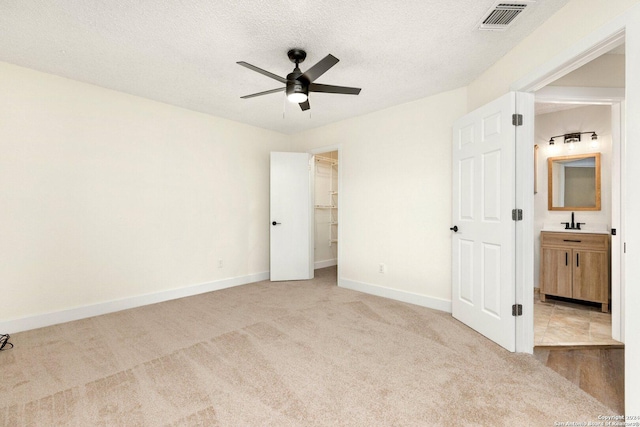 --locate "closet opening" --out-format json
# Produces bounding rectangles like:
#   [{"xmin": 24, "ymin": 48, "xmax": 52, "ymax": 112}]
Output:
[{"xmin": 313, "ymin": 150, "xmax": 338, "ymax": 271}]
